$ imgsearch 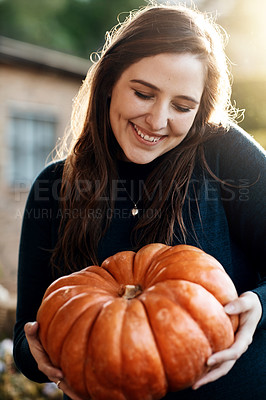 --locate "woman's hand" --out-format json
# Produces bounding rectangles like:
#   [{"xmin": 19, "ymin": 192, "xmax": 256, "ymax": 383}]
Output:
[
  {"xmin": 24, "ymin": 321, "xmax": 83, "ymax": 400},
  {"xmin": 192, "ymin": 291, "xmax": 262, "ymax": 390}
]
